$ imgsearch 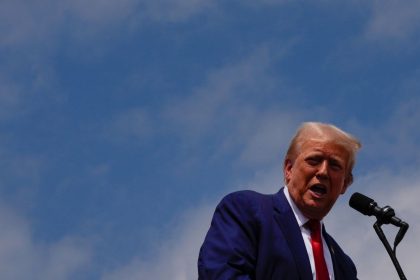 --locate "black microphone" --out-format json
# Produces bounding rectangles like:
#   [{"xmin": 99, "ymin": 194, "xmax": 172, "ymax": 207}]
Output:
[
  {"xmin": 349, "ymin": 192, "xmax": 408, "ymax": 228},
  {"xmin": 350, "ymin": 192, "xmax": 409, "ymax": 279}
]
